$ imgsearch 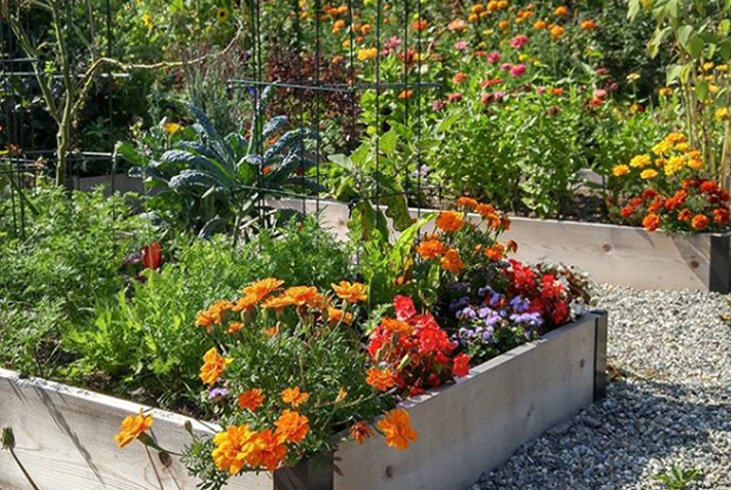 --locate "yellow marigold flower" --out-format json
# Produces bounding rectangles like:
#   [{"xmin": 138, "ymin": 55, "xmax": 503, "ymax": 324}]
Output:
[
  {"xmin": 435, "ymin": 211, "xmax": 465, "ymax": 233},
  {"xmin": 357, "ymin": 47, "xmax": 378, "ymax": 61},
  {"xmin": 550, "ymin": 25, "xmax": 564, "ymax": 39},
  {"xmin": 332, "ymin": 281, "xmax": 367, "ymax": 303},
  {"xmin": 629, "ymin": 154, "xmax": 651, "ymax": 168},
  {"xmin": 554, "ymin": 5, "xmax": 569, "ymax": 17},
  {"xmin": 376, "ymin": 409, "xmax": 418, "ymax": 450},
  {"xmin": 282, "ymin": 387, "xmax": 310, "ymax": 409},
  {"xmin": 243, "ymin": 278, "xmax": 284, "ymax": 303},
  {"xmin": 440, "ymin": 248, "xmax": 465, "ymax": 274},
  {"xmin": 664, "ymin": 156, "xmax": 686, "ymax": 175},
  {"xmin": 715, "ymin": 107, "xmax": 730, "ymax": 121},
  {"xmin": 640, "ymin": 169, "xmax": 658, "ymax": 179},
  {"xmin": 275, "ymin": 410, "xmax": 309, "ymax": 444},
  {"xmin": 212, "ymin": 425, "xmax": 260, "ymax": 475},
  {"xmin": 114, "ymin": 409, "xmax": 153, "ymax": 448},
  {"xmin": 200, "ymin": 347, "xmax": 231, "ymax": 386},
  {"xmin": 612, "ymin": 164, "xmax": 630, "ymax": 177}
]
